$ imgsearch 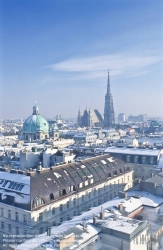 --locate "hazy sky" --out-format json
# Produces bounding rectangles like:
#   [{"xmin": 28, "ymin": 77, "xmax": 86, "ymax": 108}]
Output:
[{"xmin": 0, "ymin": 0, "xmax": 163, "ymax": 119}]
